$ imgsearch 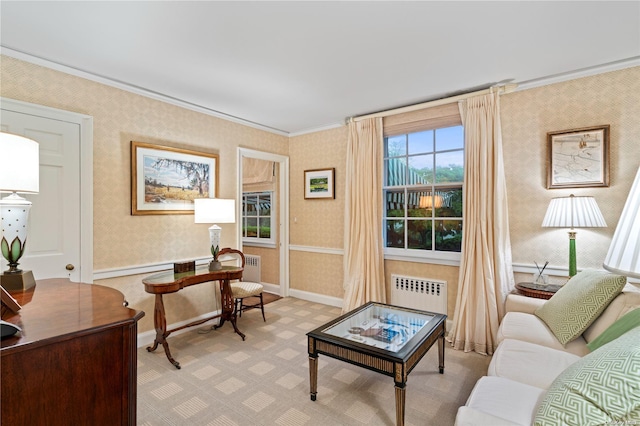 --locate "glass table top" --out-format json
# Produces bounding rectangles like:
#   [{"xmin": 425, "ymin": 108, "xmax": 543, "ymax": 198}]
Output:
[{"xmin": 320, "ymin": 303, "xmax": 436, "ymax": 353}]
